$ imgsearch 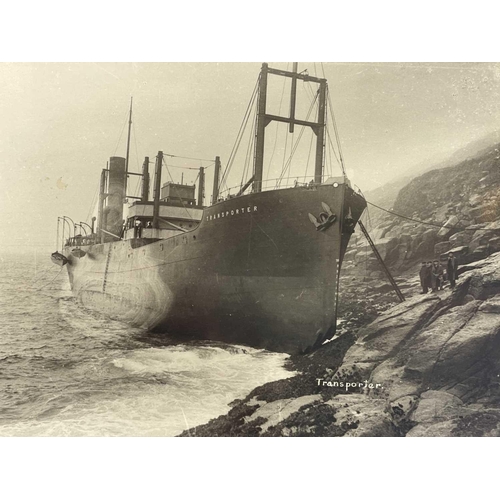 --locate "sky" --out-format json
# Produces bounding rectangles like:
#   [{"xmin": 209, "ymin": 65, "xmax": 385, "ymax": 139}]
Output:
[{"xmin": 1, "ymin": 61, "xmax": 500, "ymax": 253}]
